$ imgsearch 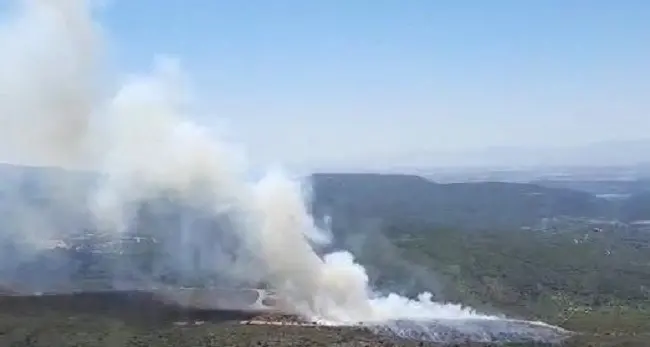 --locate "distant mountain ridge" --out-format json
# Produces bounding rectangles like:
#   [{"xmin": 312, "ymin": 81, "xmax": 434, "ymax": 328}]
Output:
[
  {"xmin": 1, "ymin": 164, "xmax": 649, "ymax": 236},
  {"xmin": 531, "ymin": 179, "xmax": 650, "ymax": 196},
  {"xmin": 1, "ymin": 165, "xmax": 650, "ymax": 294},
  {"xmin": 309, "ymin": 173, "xmax": 622, "ymax": 231}
]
